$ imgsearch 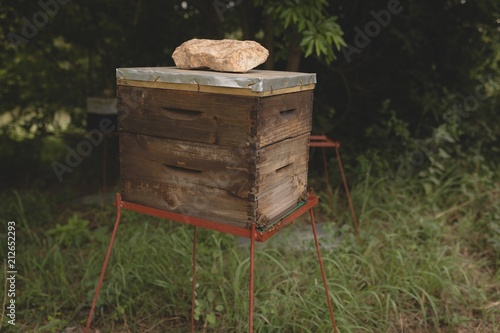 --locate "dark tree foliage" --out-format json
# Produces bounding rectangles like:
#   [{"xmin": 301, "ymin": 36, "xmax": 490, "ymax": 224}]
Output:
[
  {"xmin": 306, "ymin": 0, "xmax": 500, "ymax": 177},
  {"xmin": 1, "ymin": 0, "xmax": 499, "ymax": 172},
  {"xmin": 321, "ymin": 0, "xmax": 500, "ymax": 135}
]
